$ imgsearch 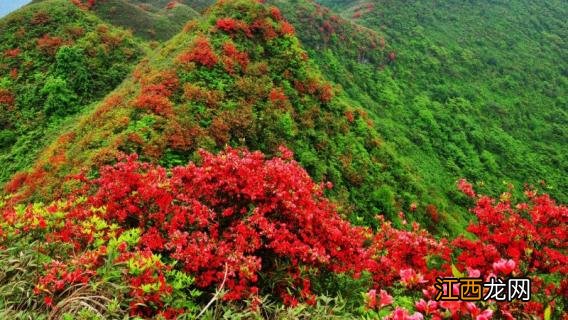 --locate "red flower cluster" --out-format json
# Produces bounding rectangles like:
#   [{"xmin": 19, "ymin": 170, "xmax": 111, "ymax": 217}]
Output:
[
  {"xmin": 14, "ymin": 147, "xmax": 370, "ymax": 316},
  {"xmin": 134, "ymin": 73, "xmax": 179, "ymax": 116},
  {"xmin": 454, "ymin": 190, "xmax": 568, "ymax": 275},
  {"xmin": 70, "ymin": 0, "xmax": 96, "ymax": 10},
  {"xmin": 4, "ymin": 48, "xmax": 21, "ymax": 58},
  {"xmin": 37, "ymin": 34, "xmax": 66, "ymax": 55},
  {"xmin": 178, "ymin": 36, "xmax": 218, "ymax": 68},
  {"xmin": 280, "ymin": 21, "xmax": 295, "ymax": 36},
  {"xmin": 449, "ymin": 183, "xmax": 568, "ymax": 318},
  {"xmin": 133, "ymin": 71, "xmax": 178, "ymax": 116},
  {"xmin": 0, "ymin": 89, "xmax": 14, "ymax": 107},
  {"xmin": 222, "ymin": 41, "xmax": 249, "ymax": 74},
  {"xmin": 269, "ymin": 7, "xmax": 283, "ymax": 21},
  {"xmin": 165, "ymin": 1, "xmax": 178, "ymax": 10},
  {"xmin": 30, "ymin": 11, "xmax": 50, "ymax": 25},
  {"xmin": 457, "ymin": 178, "xmax": 476, "ymax": 198},
  {"xmin": 368, "ymin": 217, "xmax": 451, "ymax": 287},
  {"xmin": 216, "ymin": 18, "xmax": 244, "ymax": 33},
  {"xmin": 268, "ymin": 87, "xmax": 288, "ymax": 108}
]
